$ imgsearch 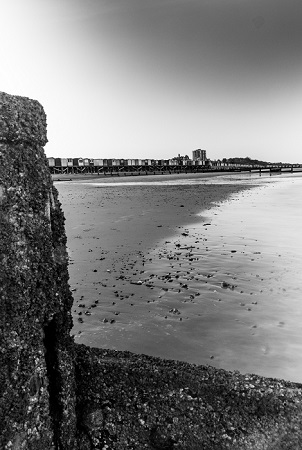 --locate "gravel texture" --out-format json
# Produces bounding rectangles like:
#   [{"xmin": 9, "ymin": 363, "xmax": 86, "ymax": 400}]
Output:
[{"xmin": 75, "ymin": 345, "xmax": 302, "ymax": 449}]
